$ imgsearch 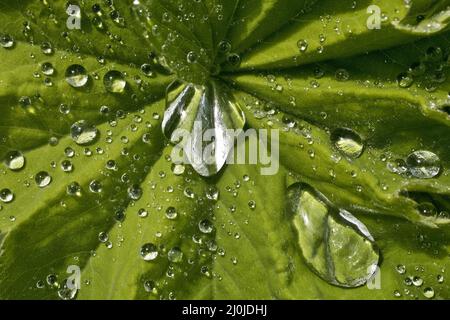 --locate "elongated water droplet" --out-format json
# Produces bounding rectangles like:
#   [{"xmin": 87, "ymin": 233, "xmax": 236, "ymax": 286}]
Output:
[
  {"xmin": 103, "ymin": 70, "xmax": 126, "ymax": 93},
  {"xmin": 330, "ymin": 128, "xmax": 364, "ymax": 159},
  {"xmin": 71, "ymin": 120, "xmax": 99, "ymax": 145},
  {"xmin": 162, "ymin": 80, "xmax": 245, "ymax": 177},
  {"xmin": 4, "ymin": 150, "xmax": 25, "ymax": 171},
  {"xmin": 140, "ymin": 243, "xmax": 158, "ymax": 261},
  {"xmin": 65, "ymin": 64, "xmax": 89, "ymax": 88},
  {"xmin": 288, "ymin": 183, "xmax": 379, "ymax": 288},
  {"xmin": 406, "ymin": 150, "xmax": 441, "ymax": 179}
]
